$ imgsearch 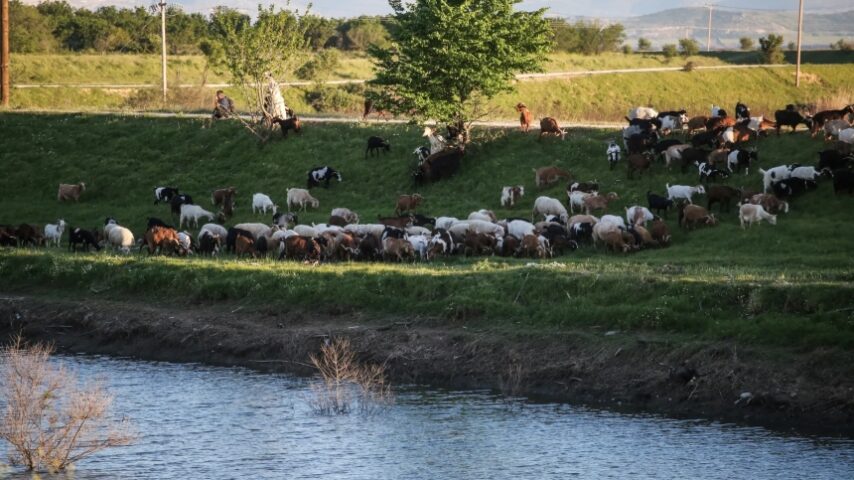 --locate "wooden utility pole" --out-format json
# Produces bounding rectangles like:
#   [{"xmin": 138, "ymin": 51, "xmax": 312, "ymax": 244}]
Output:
[
  {"xmin": 1, "ymin": 0, "xmax": 10, "ymax": 107},
  {"xmin": 158, "ymin": 1, "xmax": 167, "ymax": 101},
  {"xmin": 795, "ymin": 0, "xmax": 804, "ymax": 87},
  {"xmin": 705, "ymin": 5, "xmax": 714, "ymax": 52}
]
